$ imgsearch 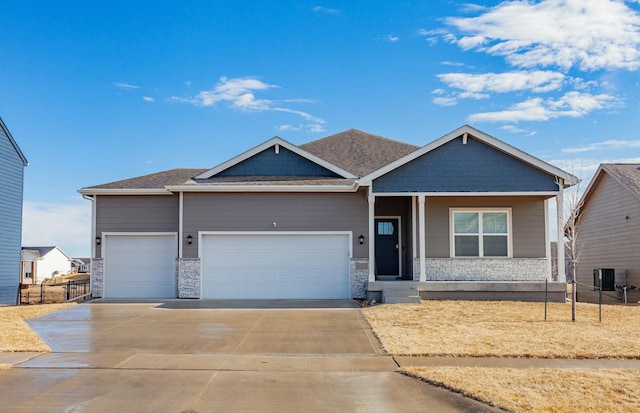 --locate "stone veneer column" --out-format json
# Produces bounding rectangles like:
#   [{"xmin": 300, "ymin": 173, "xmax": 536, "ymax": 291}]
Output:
[
  {"xmin": 91, "ymin": 258, "xmax": 103, "ymax": 298},
  {"xmin": 350, "ymin": 259, "xmax": 369, "ymax": 299},
  {"xmin": 178, "ymin": 258, "xmax": 201, "ymax": 298}
]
